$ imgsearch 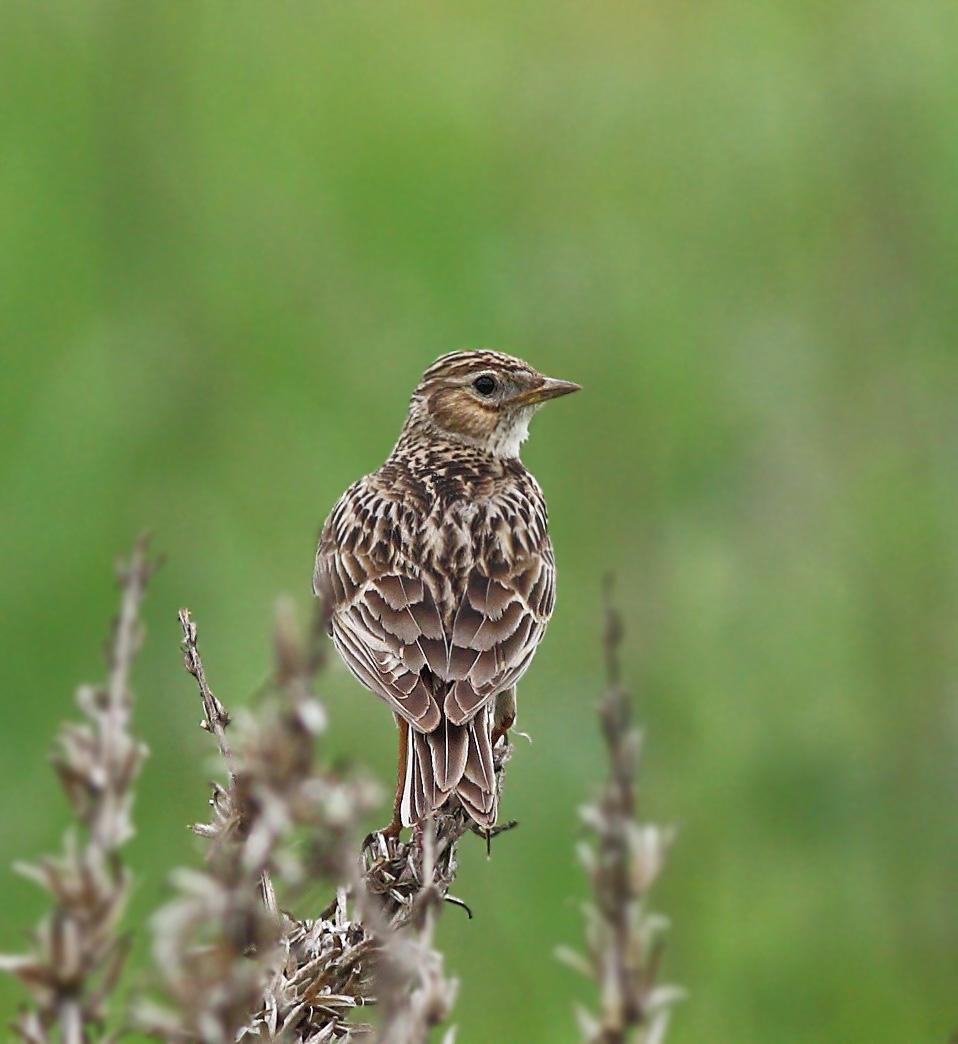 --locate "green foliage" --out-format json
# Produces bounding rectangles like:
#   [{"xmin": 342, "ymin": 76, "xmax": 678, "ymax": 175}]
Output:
[{"xmin": 1, "ymin": 2, "xmax": 955, "ymax": 1040}]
